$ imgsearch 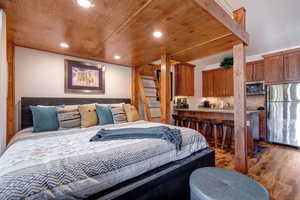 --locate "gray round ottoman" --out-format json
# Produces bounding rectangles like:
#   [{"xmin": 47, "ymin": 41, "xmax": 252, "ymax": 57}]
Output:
[{"xmin": 189, "ymin": 167, "xmax": 269, "ymax": 200}]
